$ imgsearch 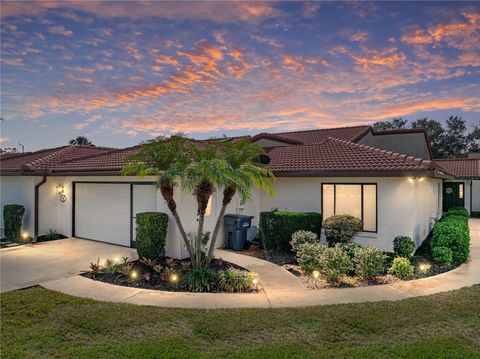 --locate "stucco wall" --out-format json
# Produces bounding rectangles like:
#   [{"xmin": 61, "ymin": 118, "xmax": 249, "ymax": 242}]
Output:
[
  {"xmin": 473, "ymin": 180, "xmax": 480, "ymax": 212},
  {"xmin": 260, "ymin": 176, "xmax": 442, "ymax": 251},
  {"xmin": 358, "ymin": 132, "xmax": 431, "ymax": 160},
  {"xmin": 0, "ymin": 176, "xmax": 37, "ymax": 237}
]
